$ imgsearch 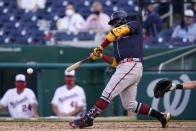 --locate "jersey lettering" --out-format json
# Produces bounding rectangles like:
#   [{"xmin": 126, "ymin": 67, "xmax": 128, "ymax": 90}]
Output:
[
  {"xmin": 10, "ymin": 97, "xmax": 28, "ymax": 108},
  {"xmin": 58, "ymin": 93, "xmax": 78, "ymax": 103},
  {"xmin": 70, "ymin": 101, "xmax": 75, "ymax": 108},
  {"xmin": 22, "ymin": 105, "xmax": 27, "ymax": 112}
]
